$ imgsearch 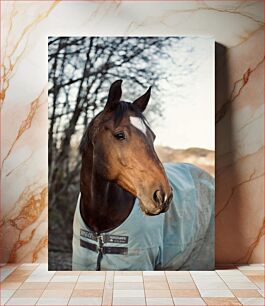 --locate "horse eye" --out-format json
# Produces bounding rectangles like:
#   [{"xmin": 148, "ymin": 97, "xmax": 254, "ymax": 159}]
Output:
[{"xmin": 114, "ymin": 132, "xmax": 126, "ymax": 140}]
